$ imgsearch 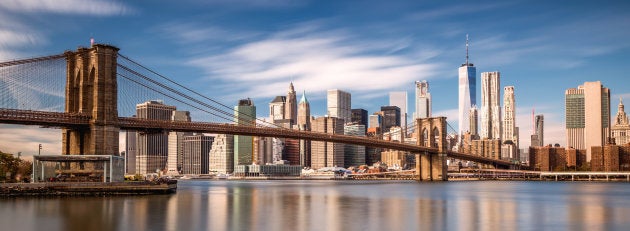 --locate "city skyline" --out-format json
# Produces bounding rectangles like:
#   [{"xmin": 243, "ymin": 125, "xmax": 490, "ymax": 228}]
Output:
[{"xmin": 1, "ymin": 1, "xmax": 630, "ymax": 156}]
